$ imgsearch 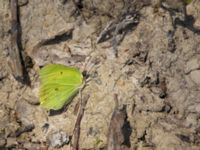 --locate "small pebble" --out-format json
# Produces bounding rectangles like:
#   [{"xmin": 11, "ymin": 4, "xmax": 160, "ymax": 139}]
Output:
[{"xmin": 47, "ymin": 130, "xmax": 70, "ymax": 148}]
